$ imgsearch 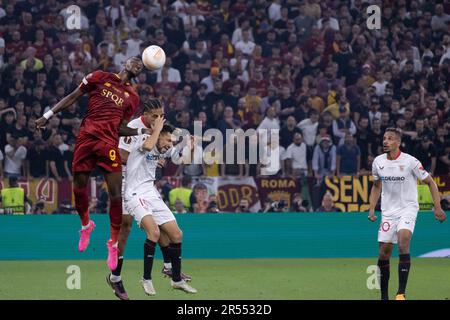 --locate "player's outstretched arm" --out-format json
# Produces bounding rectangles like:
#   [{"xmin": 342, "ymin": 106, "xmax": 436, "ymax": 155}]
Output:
[
  {"xmin": 423, "ymin": 175, "xmax": 447, "ymax": 222},
  {"xmin": 36, "ymin": 87, "xmax": 85, "ymax": 130},
  {"xmin": 368, "ymin": 179, "xmax": 381, "ymax": 222}
]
